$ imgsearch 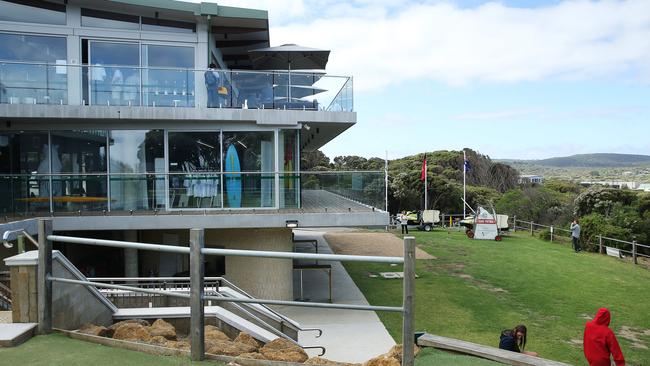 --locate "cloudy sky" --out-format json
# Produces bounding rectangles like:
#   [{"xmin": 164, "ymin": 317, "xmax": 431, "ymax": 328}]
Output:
[{"xmin": 214, "ymin": 0, "xmax": 650, "ymax": 160}]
